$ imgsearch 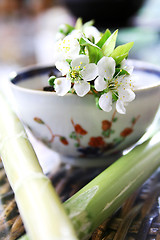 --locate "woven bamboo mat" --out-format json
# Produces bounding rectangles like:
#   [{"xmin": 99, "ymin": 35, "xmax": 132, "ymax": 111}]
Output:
[{"xmin": 0, "ymin": 159, "xmax": 160, "ymax": 240}]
